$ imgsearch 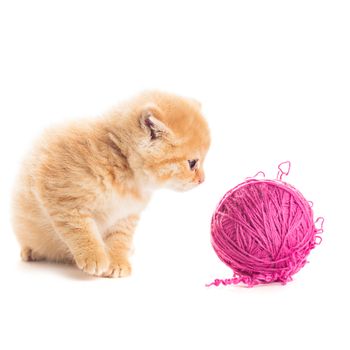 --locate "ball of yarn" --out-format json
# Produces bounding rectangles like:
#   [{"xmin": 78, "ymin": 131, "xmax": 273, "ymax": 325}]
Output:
[{"xmin": 209, "ymin": 162, "xmax": 323, "ymax": 287}]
